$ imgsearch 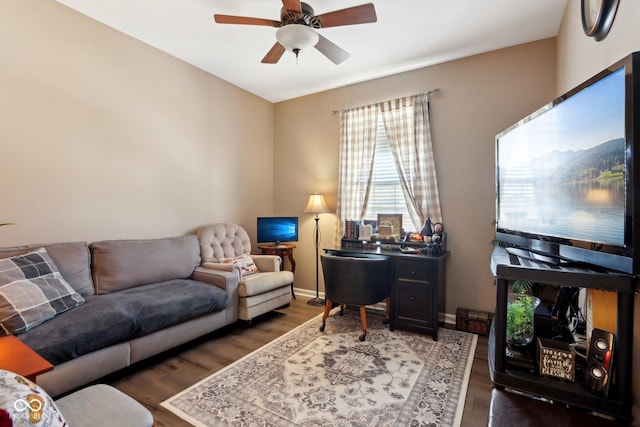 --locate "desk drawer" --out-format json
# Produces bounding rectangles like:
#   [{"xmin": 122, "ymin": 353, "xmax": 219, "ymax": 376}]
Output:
[
  {"xmin": 395, "ymin": 259, "xmax": 431, "ymax": 282},
  {"xmin": 393, "ymin": 282, "xmax": 432, "ymax": 329}
]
